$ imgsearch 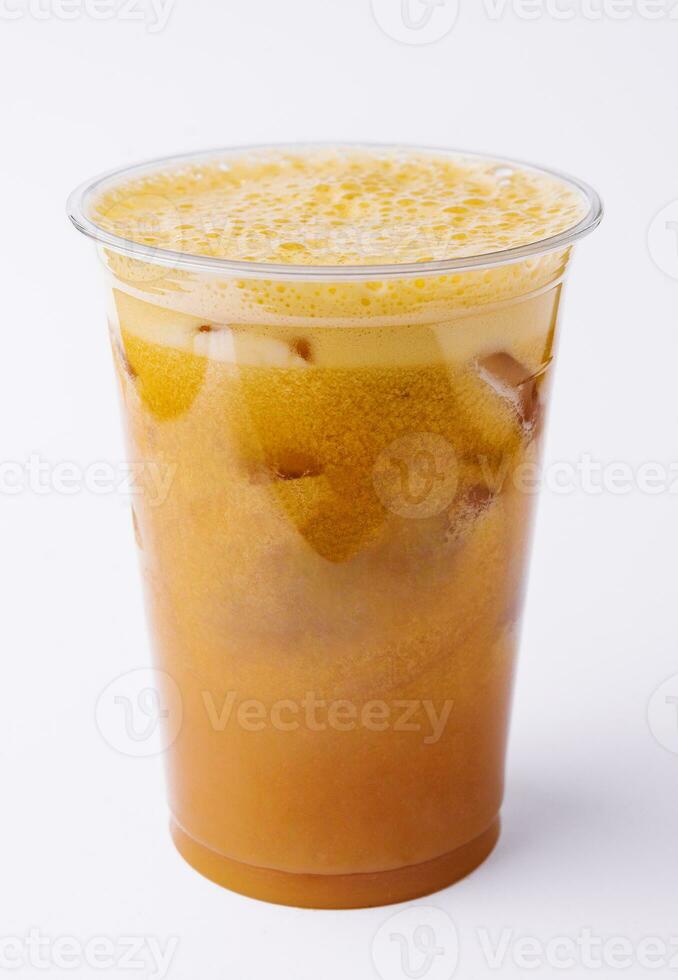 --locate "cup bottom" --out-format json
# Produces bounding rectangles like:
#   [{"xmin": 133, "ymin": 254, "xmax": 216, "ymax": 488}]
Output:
[{"xmin": 169, "ymin": 817, "xmax": 500, "ymax": 909}]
